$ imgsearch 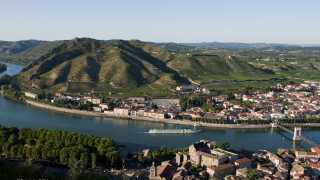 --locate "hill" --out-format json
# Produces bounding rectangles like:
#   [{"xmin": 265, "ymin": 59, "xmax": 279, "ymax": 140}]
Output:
[
  {"xmin": 17, "ymin": 38, "xmax": 191, "ymax": 96},
  {"xmin": 12, "ymin": 38, "xmax": 320, "ymax": 96}
]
